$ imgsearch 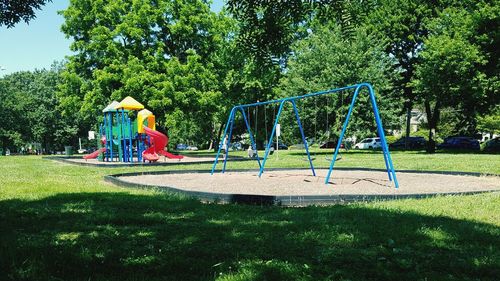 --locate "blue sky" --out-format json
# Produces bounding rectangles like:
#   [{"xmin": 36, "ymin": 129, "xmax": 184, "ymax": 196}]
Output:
[{"xmin": 0, "ymin": 0, "xmax": 225, "ymax": 77}]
